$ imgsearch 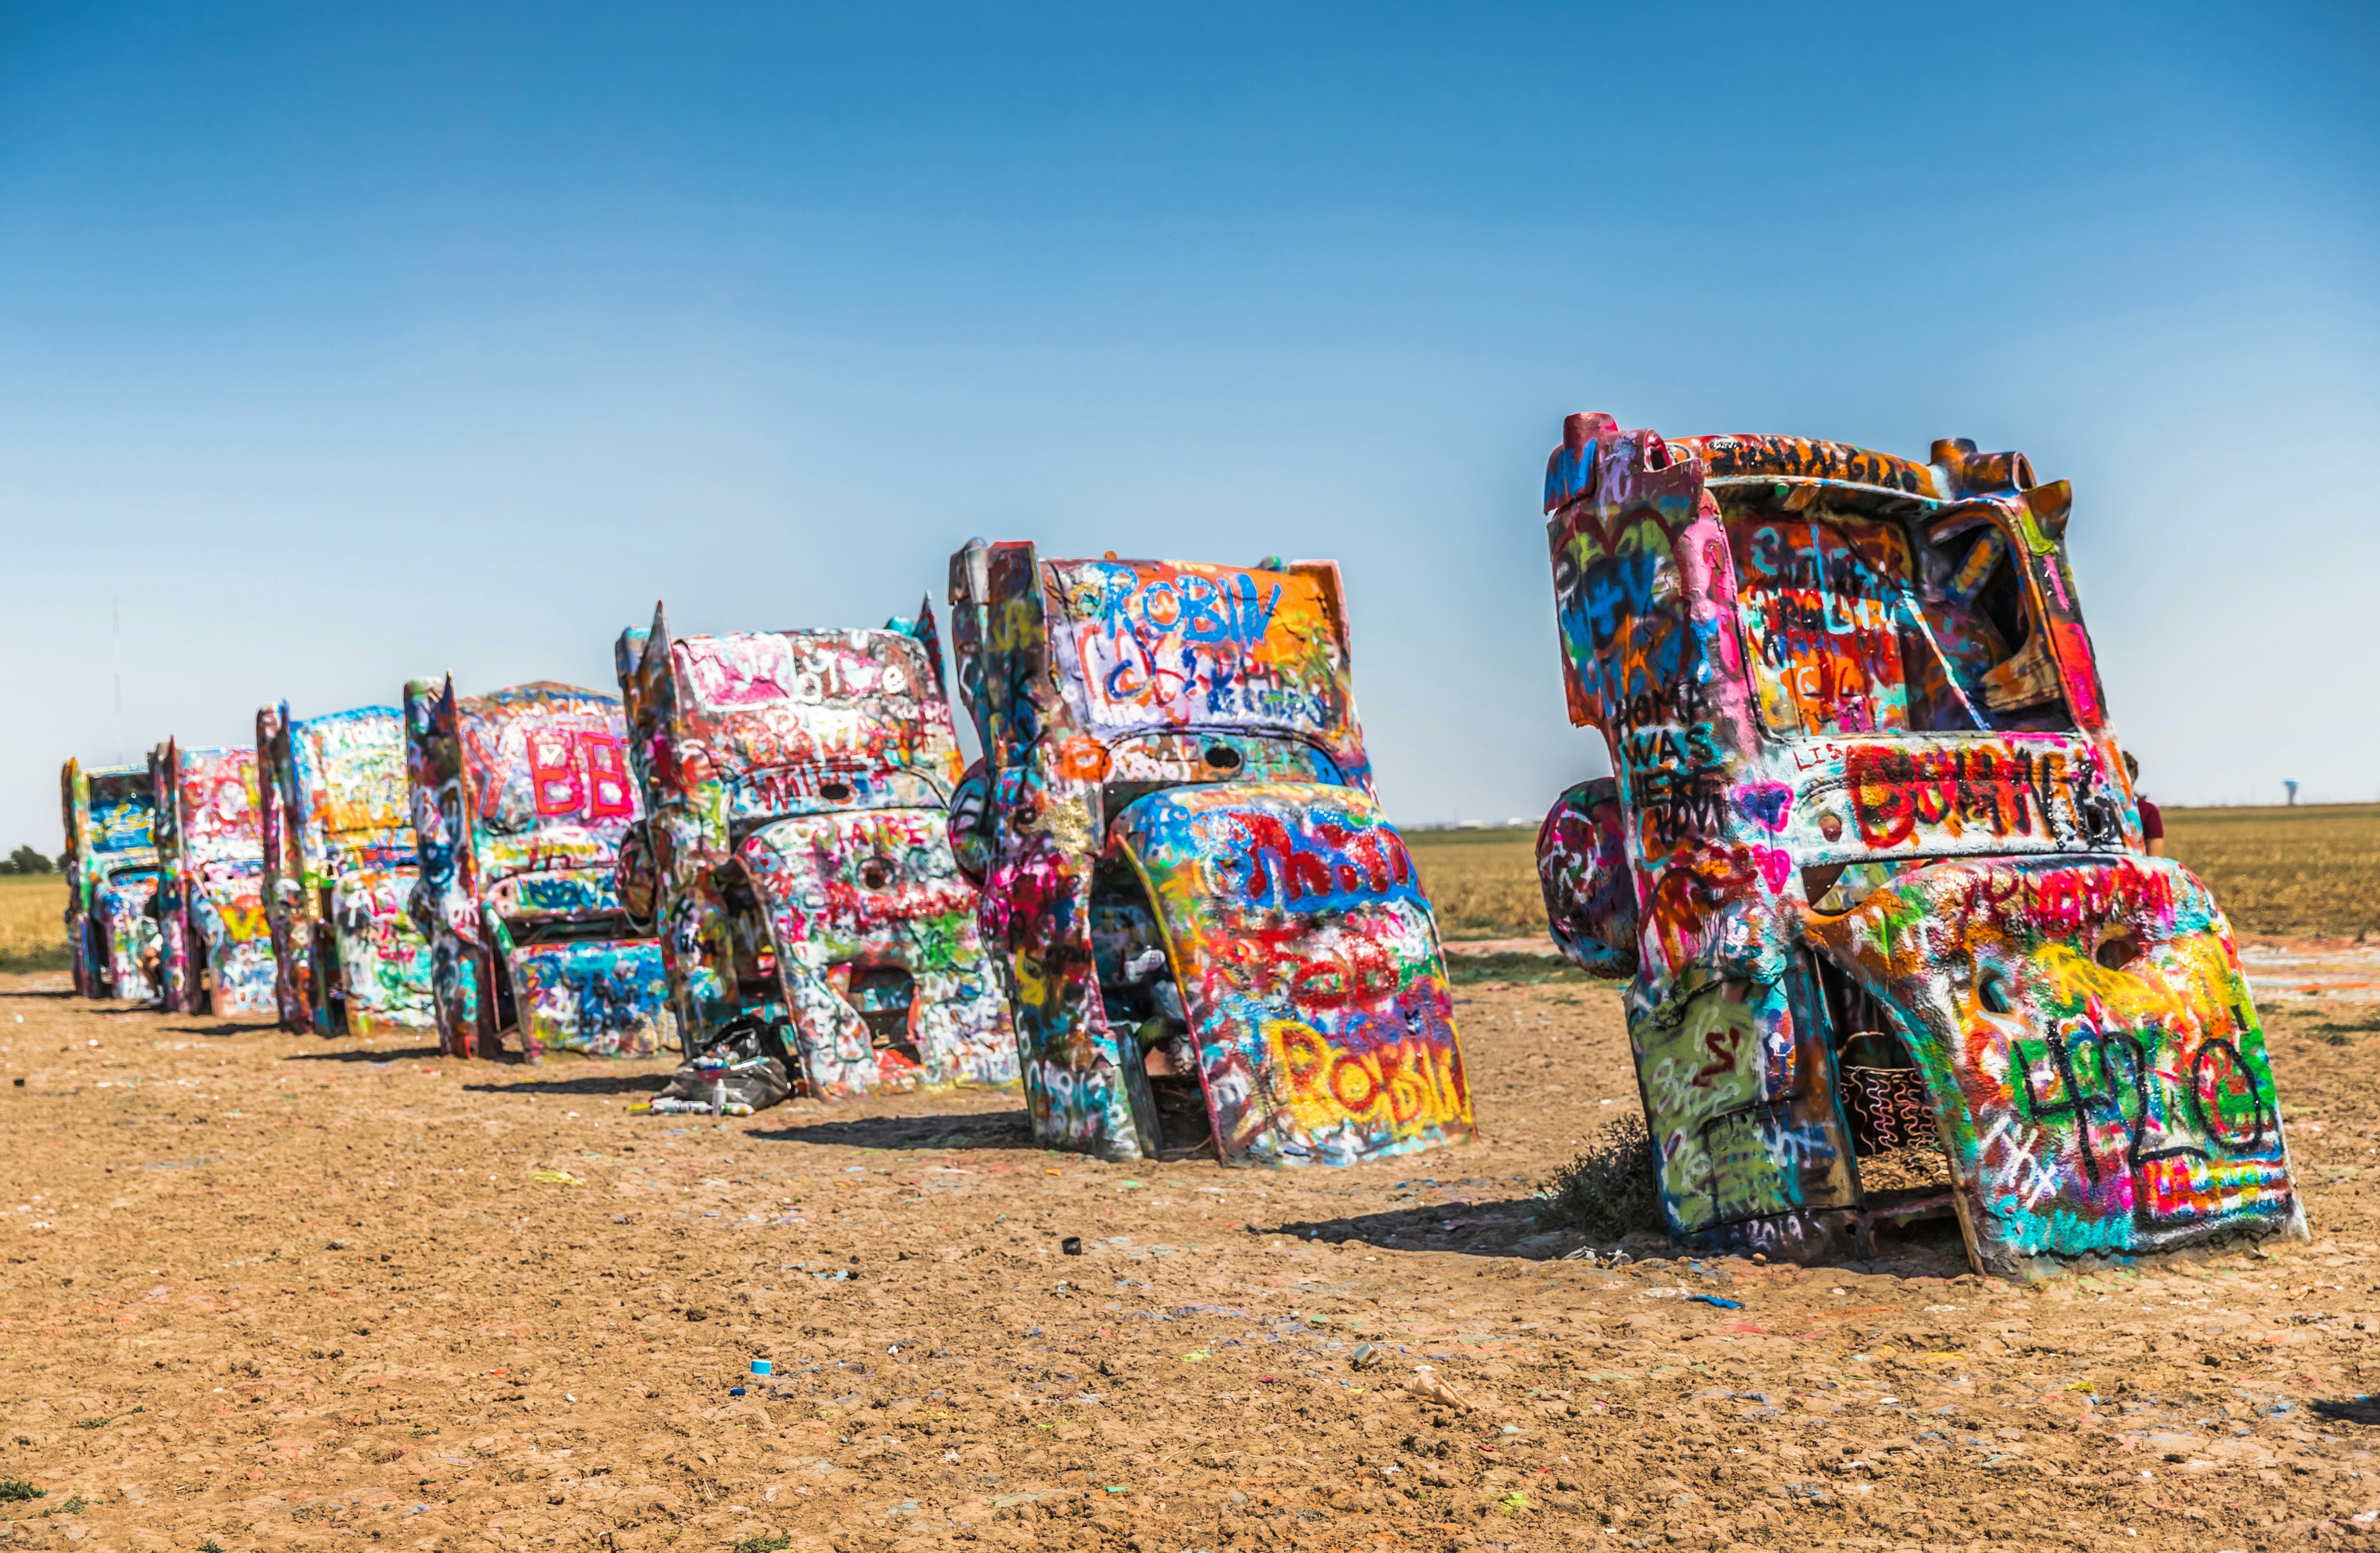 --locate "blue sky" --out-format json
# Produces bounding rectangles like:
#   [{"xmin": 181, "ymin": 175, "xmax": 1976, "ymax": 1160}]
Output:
[{"xmin": 3, "ymin": 2, "xmax": 2374, "ymax": 852}]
